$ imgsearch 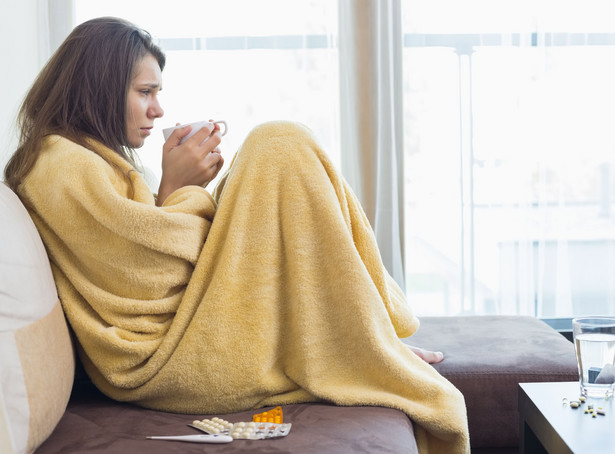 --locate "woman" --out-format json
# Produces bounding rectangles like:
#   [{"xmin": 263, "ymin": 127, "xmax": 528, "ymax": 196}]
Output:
[{"xmin": 4, "ymin": 17, "xmax": 469, "ymax": 453}]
